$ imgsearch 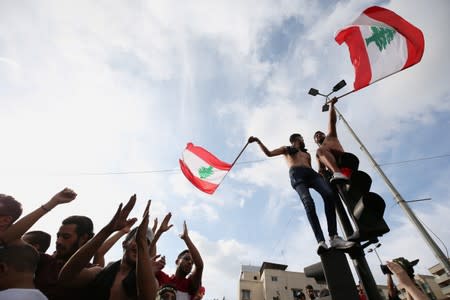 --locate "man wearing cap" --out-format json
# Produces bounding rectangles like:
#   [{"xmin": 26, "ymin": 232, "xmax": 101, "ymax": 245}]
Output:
[
  {"xmin": 313, "ymin": 97, "xmax": 349, "ymax": 183},
  {"xmin": 248, "ymin": 134, "xmax": 354, "ymax": 254}
]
